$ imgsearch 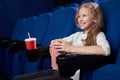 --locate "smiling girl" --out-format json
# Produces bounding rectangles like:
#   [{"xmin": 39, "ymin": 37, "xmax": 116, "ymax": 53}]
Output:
[{"xmin": 50, "ymin": 2, "xmax": 110, "ymax": 79}]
